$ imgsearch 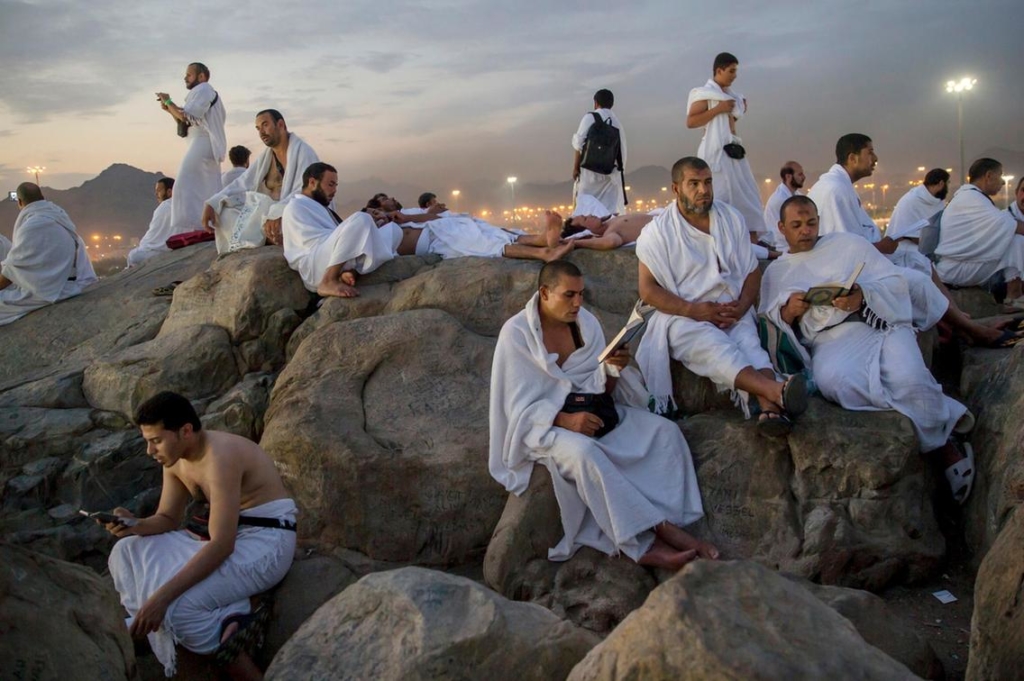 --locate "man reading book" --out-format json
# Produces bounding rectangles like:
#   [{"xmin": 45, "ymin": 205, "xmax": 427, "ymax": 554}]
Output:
[{"xmin": 759, "ymin": 195, "xmax": 977, "ymax": 504}]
